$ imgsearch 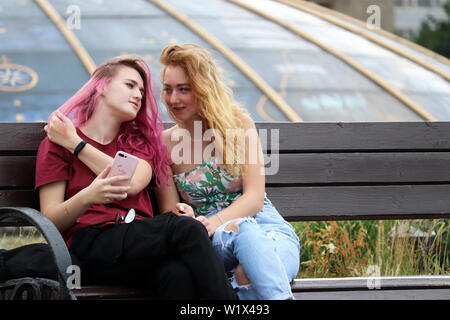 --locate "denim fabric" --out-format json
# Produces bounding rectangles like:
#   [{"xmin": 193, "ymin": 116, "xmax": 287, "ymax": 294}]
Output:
[{"xmin": 206, "ymin": 205, "xmax": 300, "ymax": 300}]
